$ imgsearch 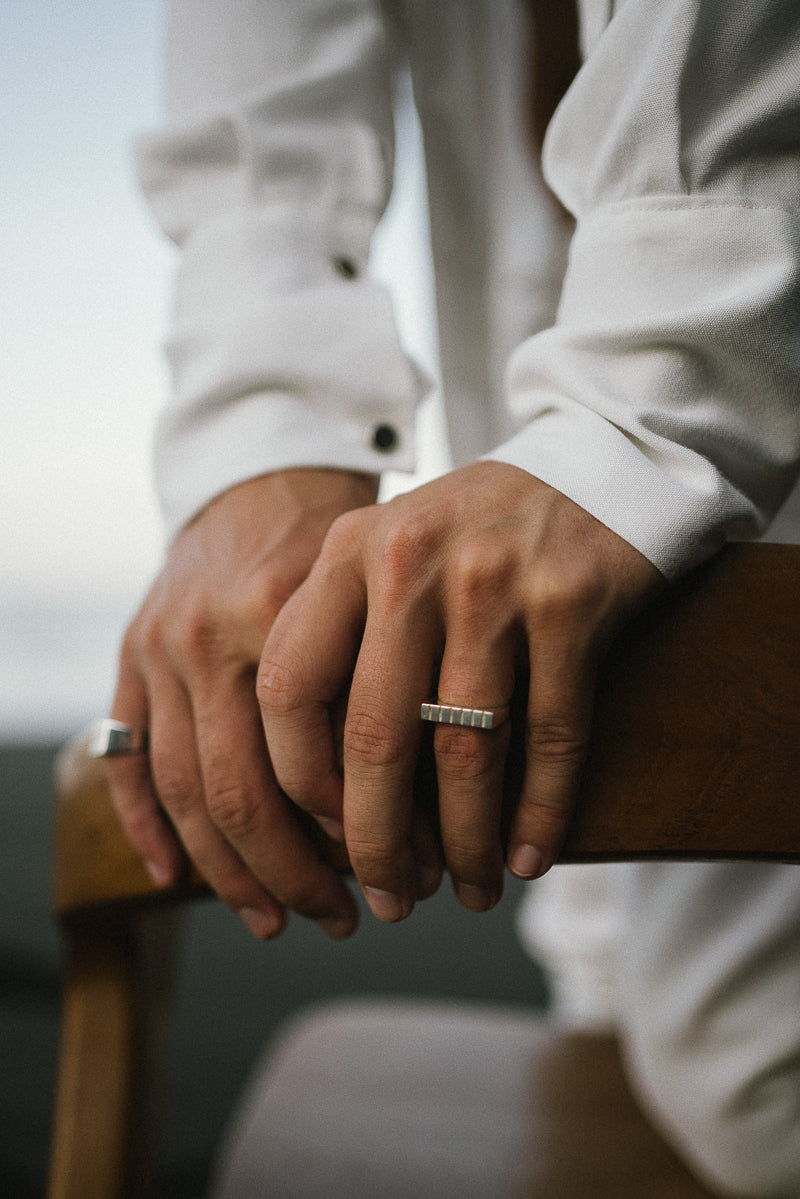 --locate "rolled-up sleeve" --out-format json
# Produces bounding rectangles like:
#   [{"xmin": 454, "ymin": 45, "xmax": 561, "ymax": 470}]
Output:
[
  {"xmin": 136, "ymin": 0, "xmax": 427, "ymax": 538},
  {"xmin": 492, "ymin": 0, "xmax": 800, "ymax": 578}
]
